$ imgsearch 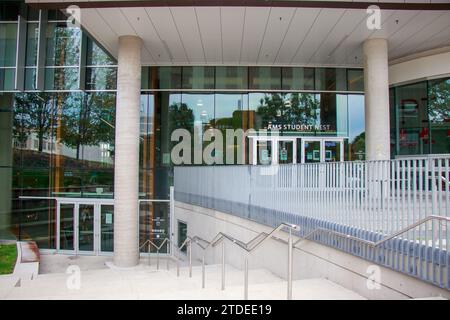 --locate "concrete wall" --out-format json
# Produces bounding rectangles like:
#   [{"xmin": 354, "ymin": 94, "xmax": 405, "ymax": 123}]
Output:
[
  {"xmin": 389, "ymin": 48, "xmax": 450, "ymax": 86},
  {"xmin": 175, "ymin": 201, "xmax": 450, "ymax": 300}
]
